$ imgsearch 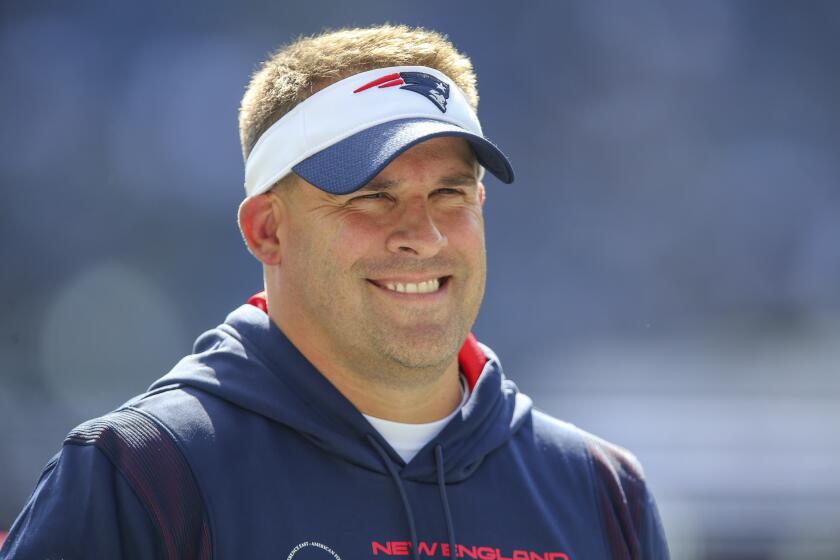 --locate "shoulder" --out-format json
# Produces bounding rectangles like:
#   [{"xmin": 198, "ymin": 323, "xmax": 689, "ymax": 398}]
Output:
[
  {"xmin": 528, "ymin": 409, "xmax": 670, "ymax": 559},
  {"xmin": 65, "ymin": 400, "xmax": 193, "ymax": 478},
  {"xmin": 527, "ymin": 409, "xmax": 646, "ymax": 500},
  {"xmin": 64, "ymin": 398, "xmax": 209, "ymax": 515},
  {"xmin": 66, "ymin": 386, "xmax": 213, "ymax": 464},
  {"xmin": 61, "ymin": 396, "xmax": 213, "ymax": 559},
  {"xmin": 528, "ymin": 408, "xmax": 647, "ymax": 508},
  {"xmin": 529, "ymin": 408, "xmax": 643, "ymax": 477},
  {"xmin": 1, "ymin": 397, "xmax": 208, "ymax": 560}
]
